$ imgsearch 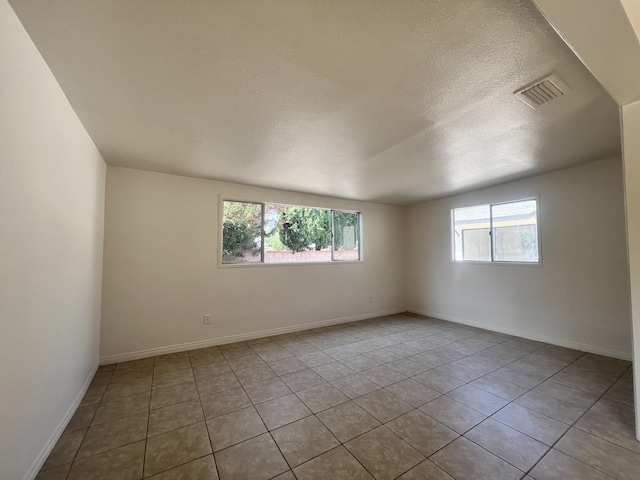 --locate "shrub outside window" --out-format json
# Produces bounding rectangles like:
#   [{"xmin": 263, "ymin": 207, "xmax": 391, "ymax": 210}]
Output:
[
  {"xmin": 222, "ymin": 200, "xmax": 361, "ymax": 264},
  {"xmin": 452, "ymin": 198, "xmax": 539, "ymax": 264}
]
